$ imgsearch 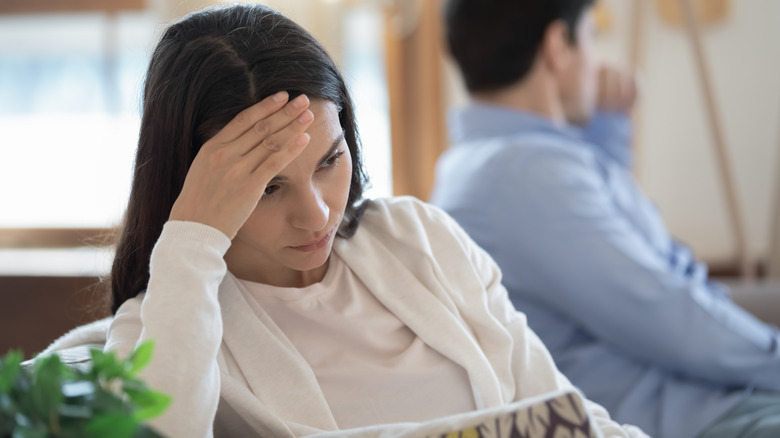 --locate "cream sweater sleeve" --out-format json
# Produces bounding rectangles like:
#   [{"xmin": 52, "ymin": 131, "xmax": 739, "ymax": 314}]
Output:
[{"xmin": 105, "ymin": 221, "xmax": 232, "ymax": 438}]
